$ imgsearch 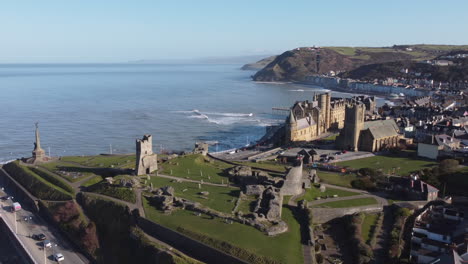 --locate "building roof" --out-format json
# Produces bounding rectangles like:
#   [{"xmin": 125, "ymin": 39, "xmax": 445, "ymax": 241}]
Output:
[
  {"xmin": 296, "ymin": 116, "xmax": 315, "ymax": 129},
  {"xmin": 363, "ymin": 119, "xmax": 400, "ymax": 139}
]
